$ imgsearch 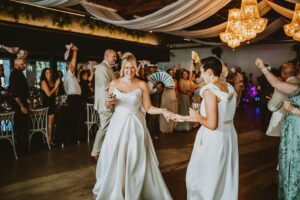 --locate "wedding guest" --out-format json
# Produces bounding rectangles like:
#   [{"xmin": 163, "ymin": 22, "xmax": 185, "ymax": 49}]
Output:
[
  {"xmin": 91, "ymin": 49, "xmax": 117, "ymax": 161},
  {"xmin": 266, "ymin": 63, "xmax": 300, "ymax": 137},
  {"xmin": 64, "ymin": 44, "xmax": 83, "ymax": 144},
  {"xmin": 256, "ymin": 58, "xmax": 300, "ymax": 200},
  {"xmin": 56, "ymin": 70, "xmax": 65, "ymax": 96},
  {"xmin": 257, "ymin": 66, "xmax": 274, "ymax": 132},
  {"xmin": 40, "ymin": 68, "xmax": 60, "ymax": 145},
  {"xmin": 160, "ymin": 68, "xmax": 178, "ymax": 133},
  {"xmin": 176, "ymin": 69, "xmax": 193, "ymax": 131},
  {"xmin": 147, "ymin": 82, "xmax": 164, "ymax": 139},
  {"xmin": 79, "ymin": 70, "xmax": 93, "ymax": 105},
  {"xmin": 8, "ymin": 58, "xmax": 29, "ymax": 155},
  {"xmin": 176, "ymin": 56, "xmax": 238, "ymax": 200},
  {"xmin": 234, "ymin": 67, "xmax": 244, "ymax": 107}
]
